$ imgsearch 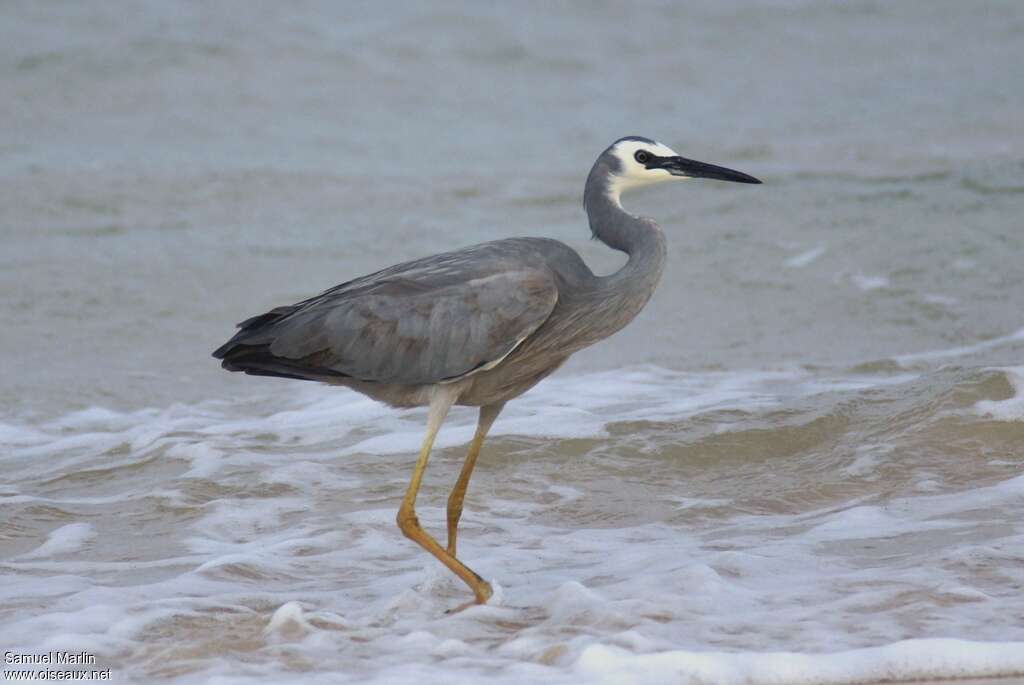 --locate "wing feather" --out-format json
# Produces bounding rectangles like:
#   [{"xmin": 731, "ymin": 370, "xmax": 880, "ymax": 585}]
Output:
[{"xmin": 215, "ymin": 245, "xmax": 559, "ymax": 385}]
